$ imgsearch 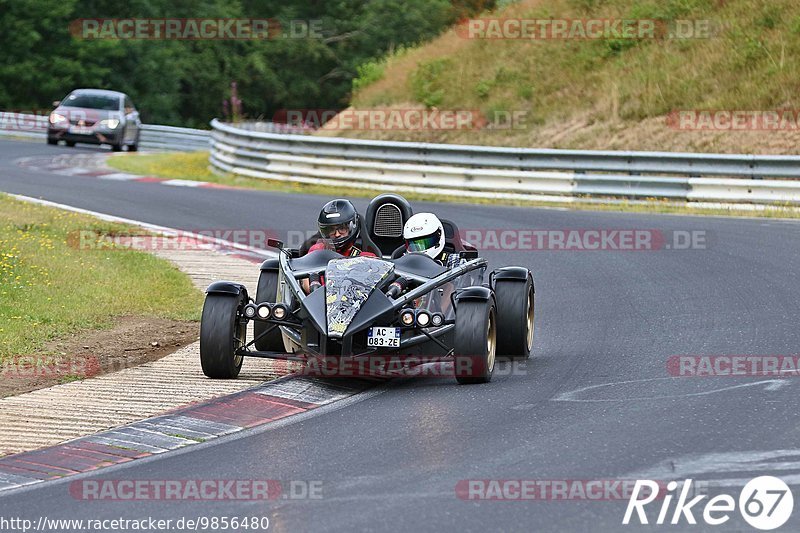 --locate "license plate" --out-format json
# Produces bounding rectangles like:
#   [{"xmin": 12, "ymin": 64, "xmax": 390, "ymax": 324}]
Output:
[
  {"xmin": 367, "ymin": 327, "xmax": 400, "ymax": 348},
  {"xmin": 69, "ymin": 126, "xmax": 92, "ymax": 134}
]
